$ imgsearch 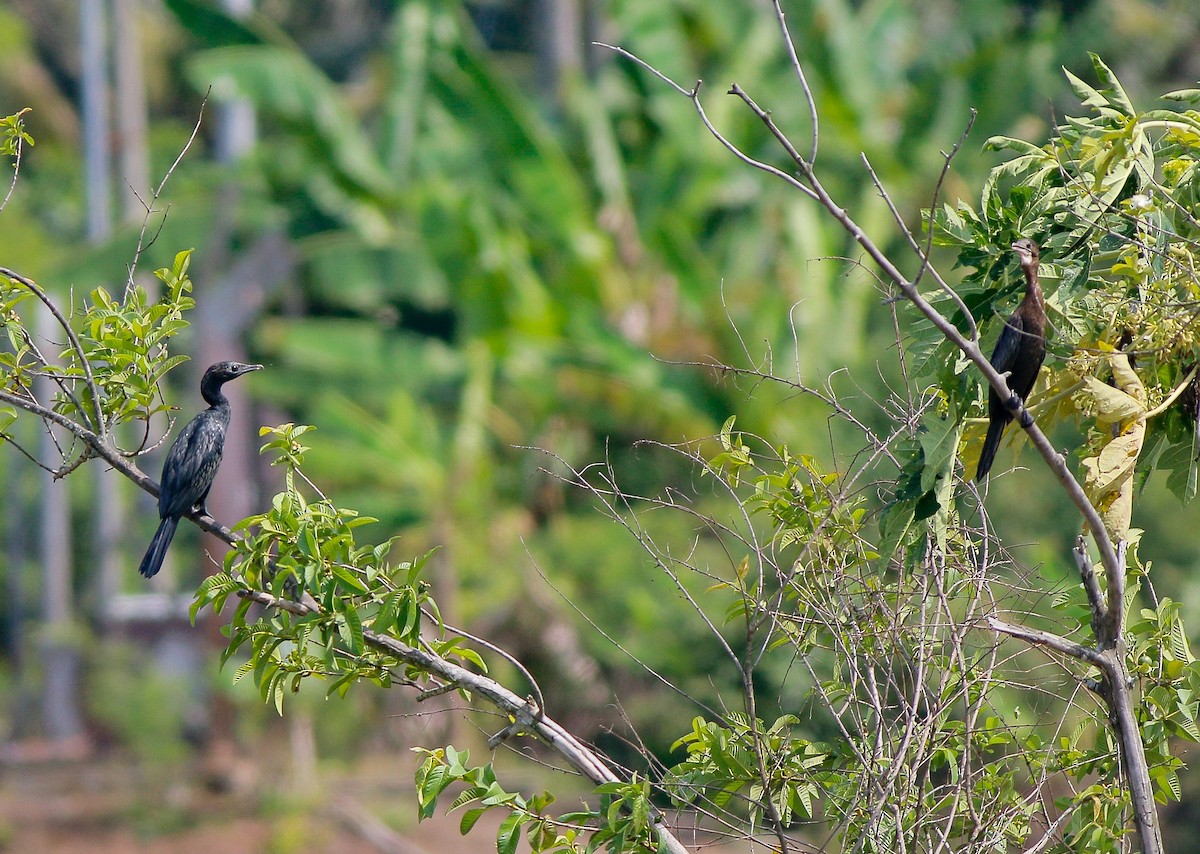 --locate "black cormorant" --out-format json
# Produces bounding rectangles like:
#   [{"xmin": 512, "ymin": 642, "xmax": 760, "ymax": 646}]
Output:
[
  {"xmin": 138, "ymin": 360, "xmax": 262, "ymax": 578},
  {"xmin": 975, "ymin": 238, "xmax": 1046, "ymax": 482}
]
